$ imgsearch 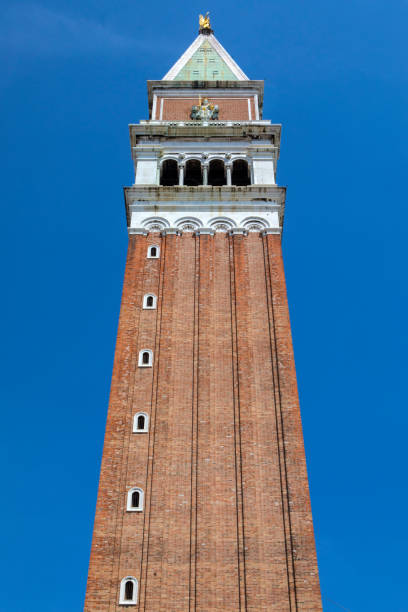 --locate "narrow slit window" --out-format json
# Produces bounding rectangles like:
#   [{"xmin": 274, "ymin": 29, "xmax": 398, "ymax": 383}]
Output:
[{"xmin": 131, "ymin": 491, "xmax": 140, "ymax": 508}]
